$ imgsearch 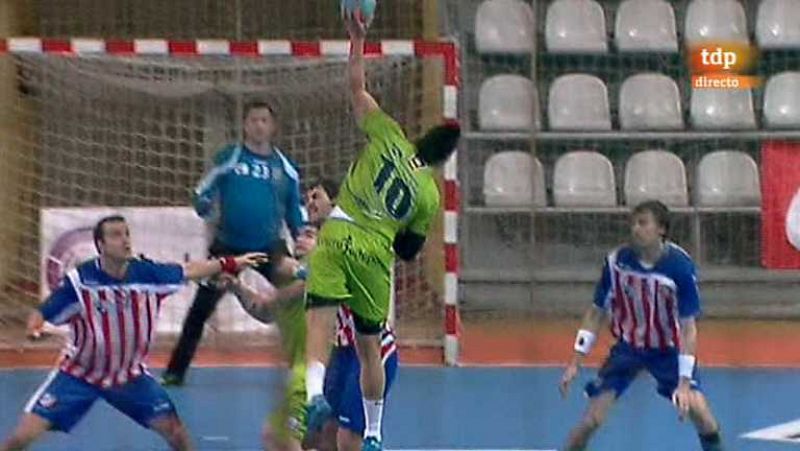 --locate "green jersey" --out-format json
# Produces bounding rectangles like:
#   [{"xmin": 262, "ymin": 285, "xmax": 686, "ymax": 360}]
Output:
[{"xmin": 337, "ymin": 109, "xmax": 441, "ymax": 243}]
